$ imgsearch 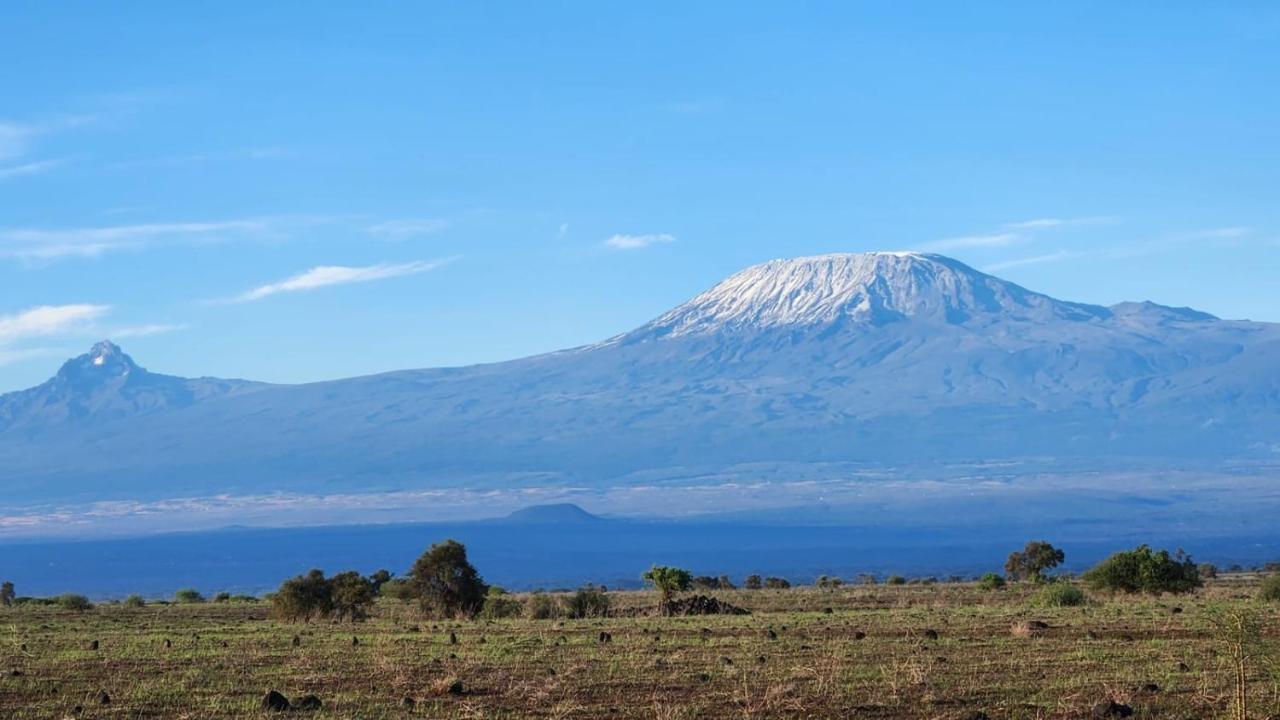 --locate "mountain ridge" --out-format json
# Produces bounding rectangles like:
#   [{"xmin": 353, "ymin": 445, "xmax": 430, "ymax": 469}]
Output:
[{"xmin": 2, "ymin": 251, "xmax": 1278, "ymax": 507}]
